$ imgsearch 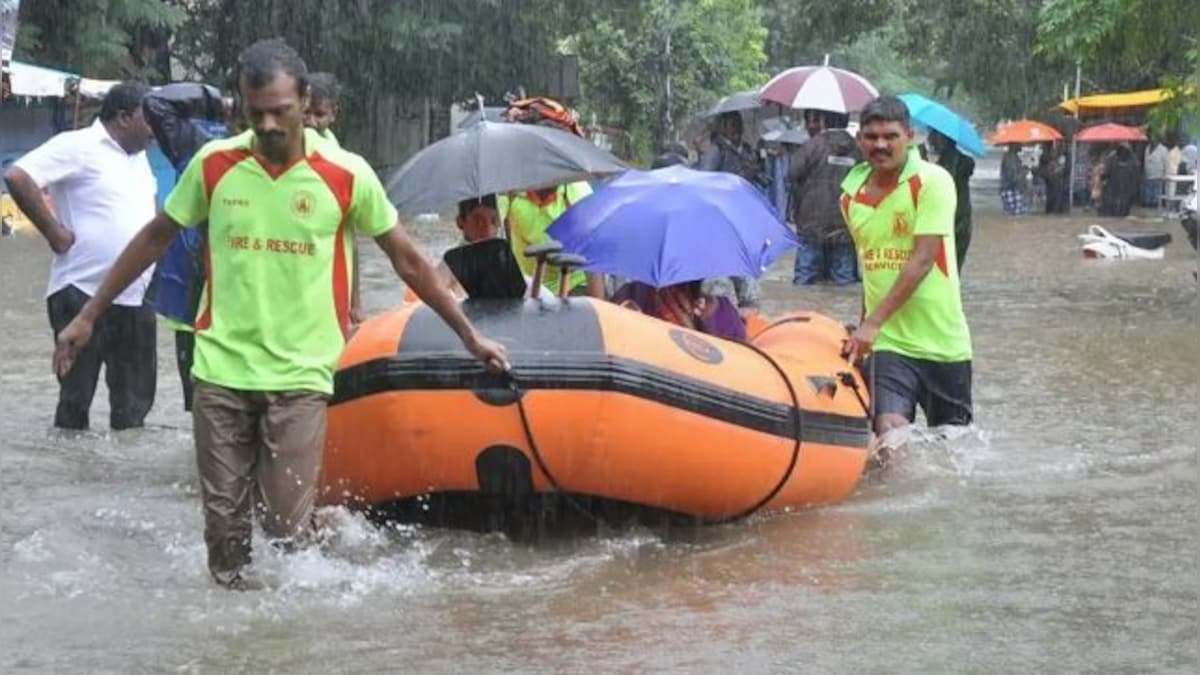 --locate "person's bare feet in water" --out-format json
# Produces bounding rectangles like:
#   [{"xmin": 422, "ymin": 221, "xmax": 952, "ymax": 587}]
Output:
[
  {"xmin": 212, "ymin": 568, "xmax": 265, "ymax": 591},
  {"xmin": 864, "ymin": 423, "xmax": 910, "ymax": 473},
  {"xmin": 865, "ymin": 446, "xmax": 892, "ymax": 472}
]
